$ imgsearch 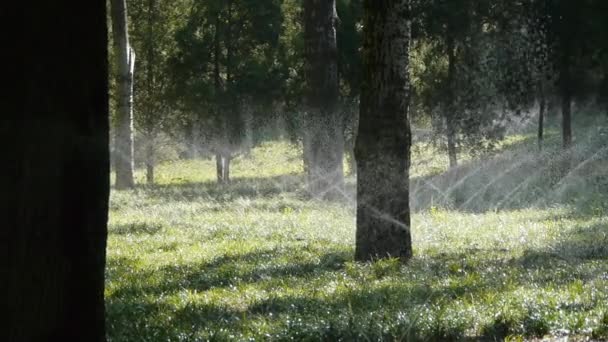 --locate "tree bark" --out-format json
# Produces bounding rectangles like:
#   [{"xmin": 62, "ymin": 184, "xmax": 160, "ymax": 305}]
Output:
[
  {"xmin": 538, "ymin": 84, "xmax": 546, "ymax": 151},
  {"xmin": 216, "ymin": 153, "xmax": 224, "ymax": 183},
  {"xmin": 215, "ymin": 153, "xmax": 232, "ymax": 184},
  {"xmin": 213, "ymin": 12, "xmax": 229, "ymax": 185},
  {"xmin": 146, "ymin": 140, "xmax": 155, "ymax": 184},
  {"xmin": 224, "ymin": 154, "xmax": 231, "ymax": 183},
  {"xmin": 111, "ymin": 0, "xmax": 136, "ymax": 189},
  {"xmin": 446, "ymin": 33, "xmax": 458, "ymax": 168},
  {"xmin": 303, "ymin": 0, "xmax": 345, "ymax": 200},
  {"xmin": 5, "ymin": 2, "xmax": 109, "ymax": 340},
  {"xmin": 560, "ymin": 51, "xmax": 572, "ymax": 149},
  {"xmin": 354, "ymin": 0, "xmax": 413, "ymax": 262},
  {"xmin": 143, "ymin": 0, "xmax": 157, "ymax": 185}
]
